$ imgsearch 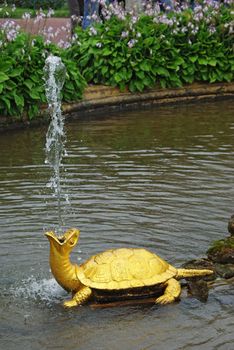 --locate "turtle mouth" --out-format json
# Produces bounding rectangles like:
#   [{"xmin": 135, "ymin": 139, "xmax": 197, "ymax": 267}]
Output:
[
  {"xmin": 45, "ymin": 231, "xmax": 65, "ymax": 245},
  {"xmin": 58, "ymin": 236, "xmax": 65, "ymax": 243},
  {"xmin": 45, "ymin": 229, "xmax": 78, "ymax": 245}
]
